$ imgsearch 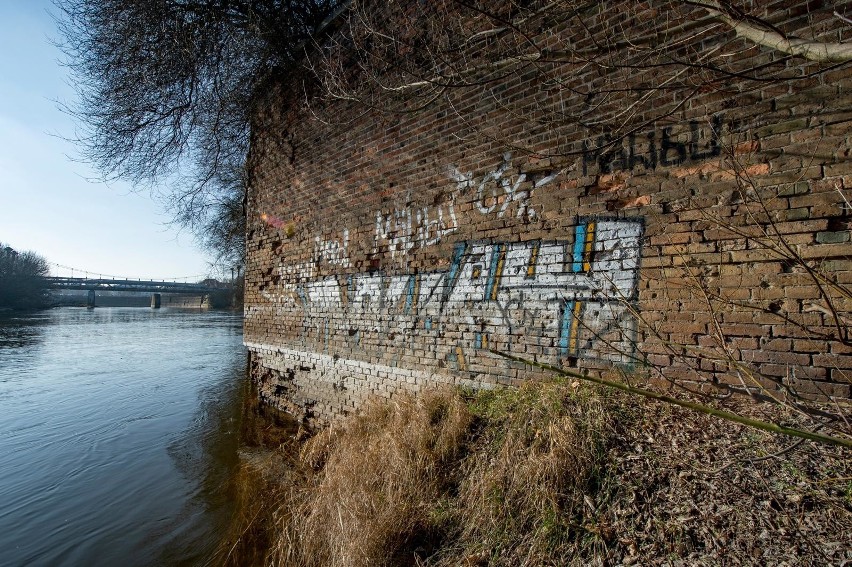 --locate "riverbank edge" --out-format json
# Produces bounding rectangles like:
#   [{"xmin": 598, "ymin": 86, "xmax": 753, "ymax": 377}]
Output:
[{"xmin": 222, "ymin": 378, "xmax": 851, "ymax": 566}]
